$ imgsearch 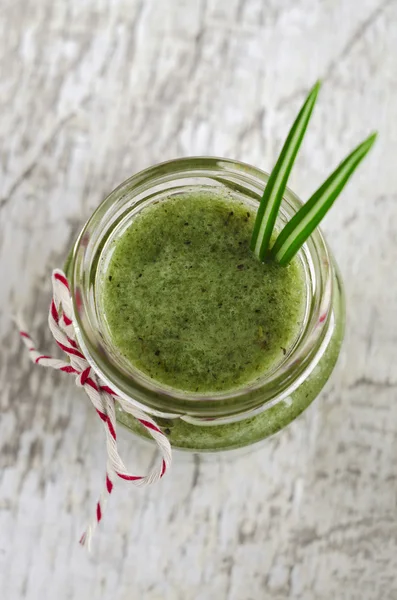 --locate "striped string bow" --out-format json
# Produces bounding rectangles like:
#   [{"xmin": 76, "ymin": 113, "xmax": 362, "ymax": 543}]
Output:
[{"xmin": 18, "ymin": 269, "xmax": 172, "ymax": 551}]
